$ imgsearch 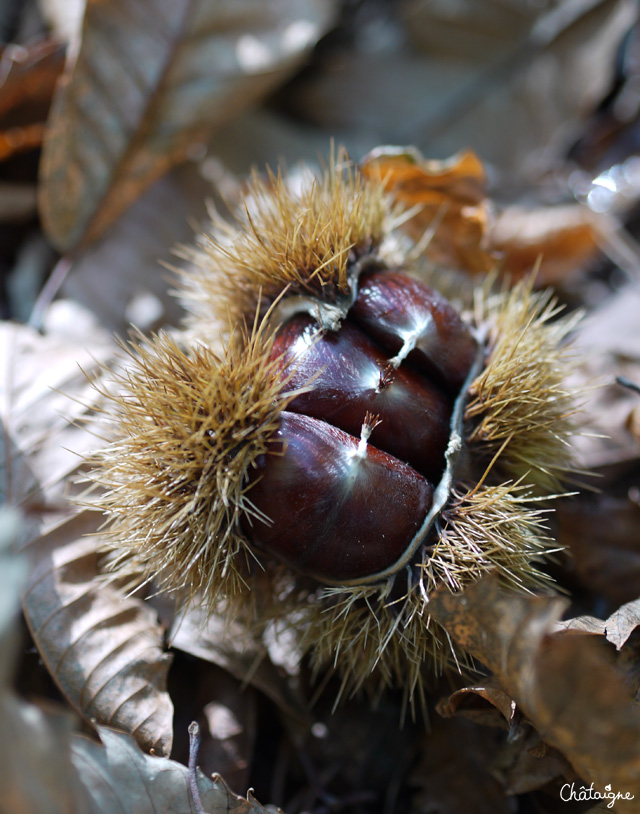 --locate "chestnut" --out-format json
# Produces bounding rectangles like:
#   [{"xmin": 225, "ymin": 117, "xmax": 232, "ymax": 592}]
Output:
[
  {"xmin": 350, "ymin": 269, "xmax": 477, "ymax": 392},
  {"xmin": 269, "ymin": 314, "xmax": 452, "ymax": 482},
  {"xmin": 241, "ymin": 411, "xmax": 433, "ymax": 582}
]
